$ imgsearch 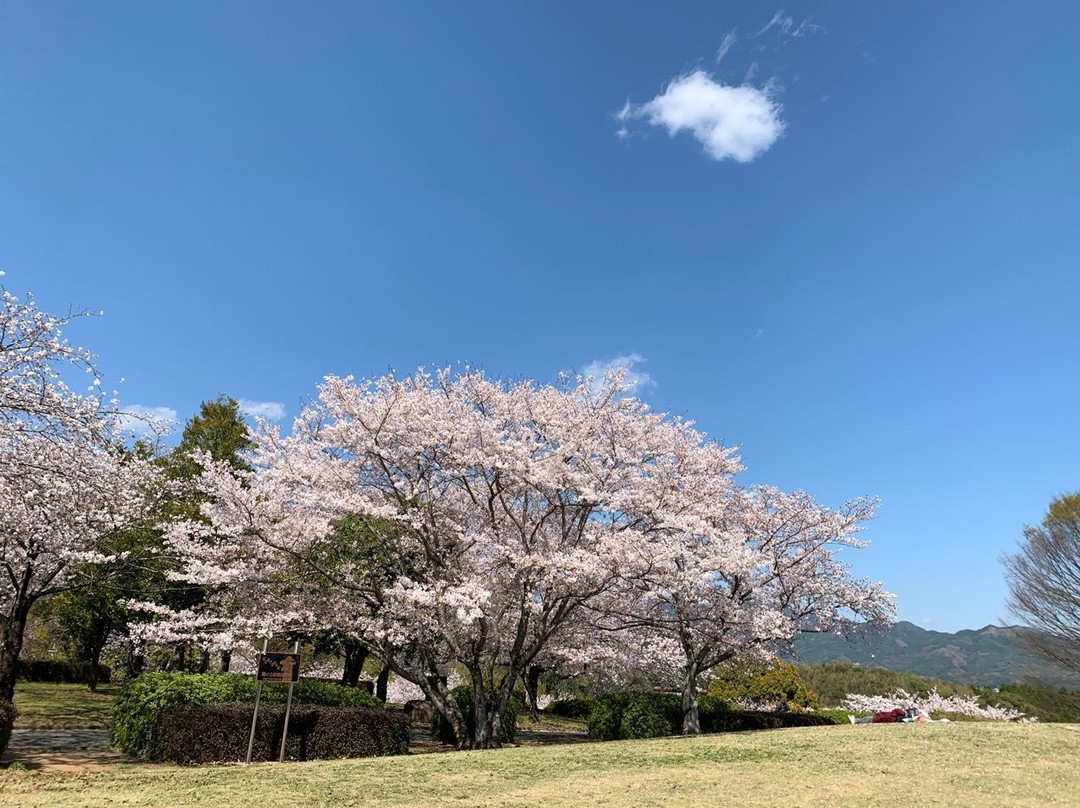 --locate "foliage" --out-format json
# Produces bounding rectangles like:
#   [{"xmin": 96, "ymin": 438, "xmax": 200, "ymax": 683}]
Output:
[
  {"xmin": 151, "ymin": 703, "xmax": 409, "ymax": 764},
  {"xmin": 587, "ymin": 690, "xmax": 833, "ymax": 740},
  {"xmin": 15, "ymin": 658, "xmax": 110, "ymax": 685},
  {"xmin": 431, "ymin": 685, "xmax": 520, "ymax": 745},
  {"xmin": 587, "ymin": 692, "xmax": 682, "ymax": 740},
  {"xmin": 111, "ymin": 672, "xmax": 381, "ymax": 757},
  {"xmin": 0, "ymin": 699, "xmax": 15, "ymax": 756},
  {"xmin": 707, "ymin": 659, "xmax": 818, "ymax": 711},
  {"xmin": 971, "ymin": 682, "xmax": 1080, "ymax": 723},
  {"xmin": 699, "ymin": 709, "xmax": 837, "ymax": 732},
  {"xmin": 1003, "ymin": 491, "xmax": 1080, "ymax": 674},
  {"xmin": 546, "ymin": 698, "xmax": 594, "ymax": 720},
  {"xmin": 798, "ymin": 662, "xmax": 976, "ymax": 707}
]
